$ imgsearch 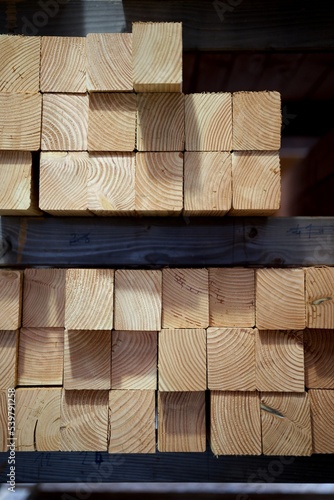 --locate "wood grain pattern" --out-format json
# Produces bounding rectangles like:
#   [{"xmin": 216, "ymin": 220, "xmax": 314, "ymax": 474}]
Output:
[
  {"xmin": 304, "ymin": 329, "xmax": 334, "ymax": 389},
  {"xmin": 185, "ymin": 93, "xmax": 232, "ymax": 151},
  {"xmin": 88, "ymin": 93, "xmax": 136, "ymax": 151},
  {"xmin": 65, "ymin": 269, "xmax": 114, "ymax": 330},
  {"xmin": 0, "ymin": 271, "xmax": 22, "ymax": 330},
  {"xmin": 256, "ymin": 330, "xmax": 305, "ymax": 392},
  {"xmin": 111, "ymin": 331, "xmax": 157, "ymax": 390},
  {"xmin": 207, "ymin": 328, "xmax": 256, "ymax": 391},
  {"xmin": 0, "ymin": 151, "xmax": 40, "ymax": 215},
  {"xmin": 159, "ymin": 329, "xmax": 206, "ymax": 391},
  {"xmin": 0, "ymin": 35, "xmax": 40, "ymax": 93},
  {"xmin": 0, "ymin": 331, "xmax": 18, "ymax": 390},
  {"xmin": 114, "ymin": 270, "xmax": 162, "ymax": 331},
  {"xmin": 233, "ymin": 91, "xmax": 281, "ymax": 150},
  {"xmin": 87, "ymin": 33, "xmax": 132, "ymax": 92},
  {"xmin": 256, "ymin": 268, "xmax": 306, "ymax": 330},
  {"xmin": 309, "ymin": 389, "xmax": 334, "ymax": 454},
  {"xmin": 64, "ymin": 330, "xmax": 111, "ymax": 390},
  {"xmin": 18, "ymin": 328, "xmax": 63, "ymax": 386},
  {"xmin": 22, "ymin": 269, "xmax": 65, "ymax": 328},
  {"xmin": 109, "ymin": 390, "xmax": 156, "ymax": 453},
  {"xmin": 39, "ymin": 152, "xmax": 90, "ymax": 216},
  {"xmin": 135, "ymin": 152, "xmax": 183, "ymax": 216},
  {"xmin": 162, "ymin": 268, "xmax": 209, "ymax": 328},
  {"xmin": 230, "ymin": 152, "xmax": 281, "ymax": 216},
  {"xmin": 211, "ymin": 391, "xmax": 261, "ymax": 456},
  {"xmin": 0, "ymin": 391, "xmax": 6, "ymax": 452},
  {"xmin": 40, "ymin": 36, "xmax": 86, "ymax": 93},
  {"xmin": 158, "ymin": 391, "xmax": 205, "ymax": 452},
  {"xmin": 136, "ymin": 93, "xmax": 184, "ymax": 151},
  {"xmin": 88, "ymin": 153, "xmax": 135, "ymax": 215},
  {"xmin": 133, "ymin": 22, "xmax": 182, "ymax": 92},
  {"xmin": 184, "ymin": 152, "xmax": 231, "ymax": 216},
  {"xmin": 0, "ymin": 93, "xmax": 41, "ymax": 150},
  {"xmin": 41, "ymin": 93, "xmax": 88, "ymax": 151},
  {"xmin": 60, "ymin": 390, "xmax": 109, "ymax": 452},
  {"xmin": 261, "ymin": 392, "xmax": 312, "ymax": 456},
  {"xmin": 16, "ymin": 388, "xmax": 61, "ymax": 451},
  {"xmin": 209, "ymin": 268, "xmax": 255, "ymax": 327},
  {"xmin": 305, "ymin": 267, "xmax": 334, "ymax": 329}
]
